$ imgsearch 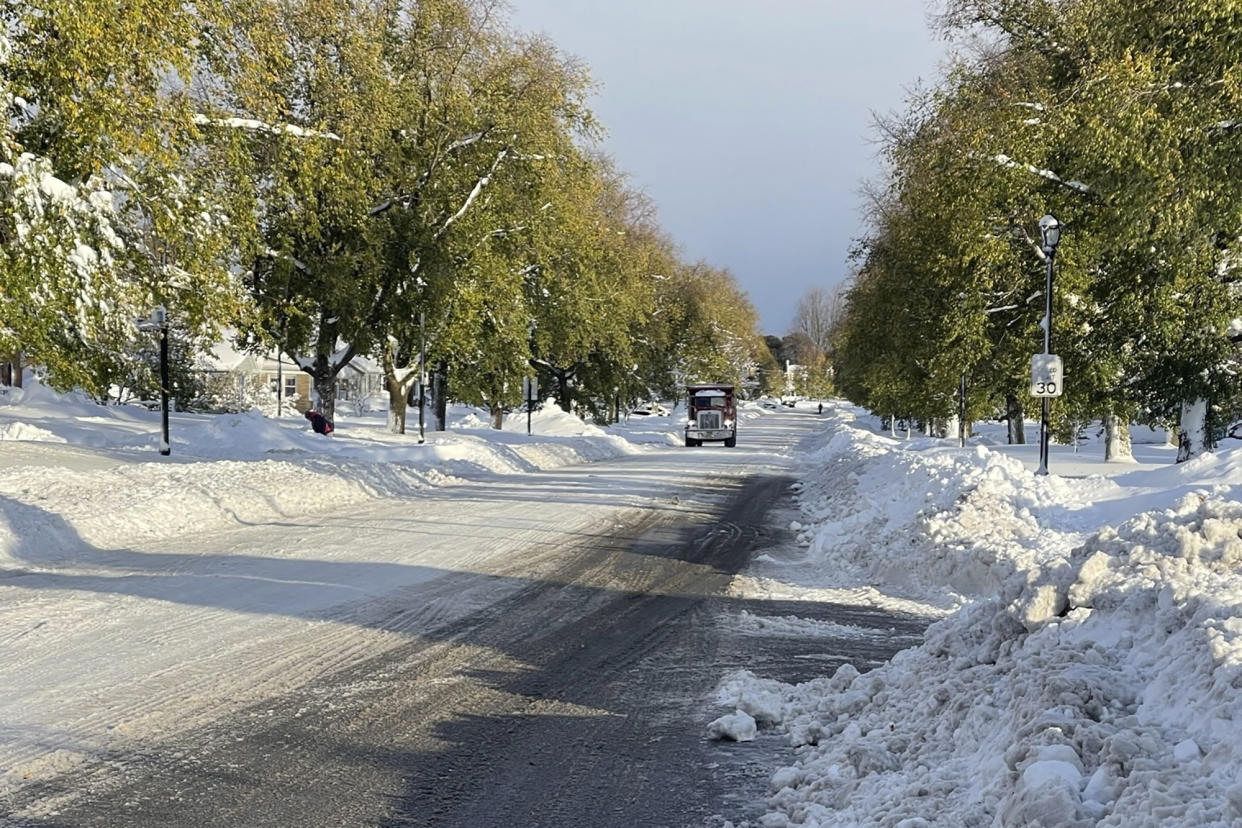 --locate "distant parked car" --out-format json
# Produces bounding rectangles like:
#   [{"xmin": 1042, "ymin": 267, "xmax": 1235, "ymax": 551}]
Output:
[
  {"xmin": 760, "ymin": 398, "xmax": 779, "ymax": 409},
  {"xmin": 629, "ymin": 401, "xmax": 669, "ymax": 417}
]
